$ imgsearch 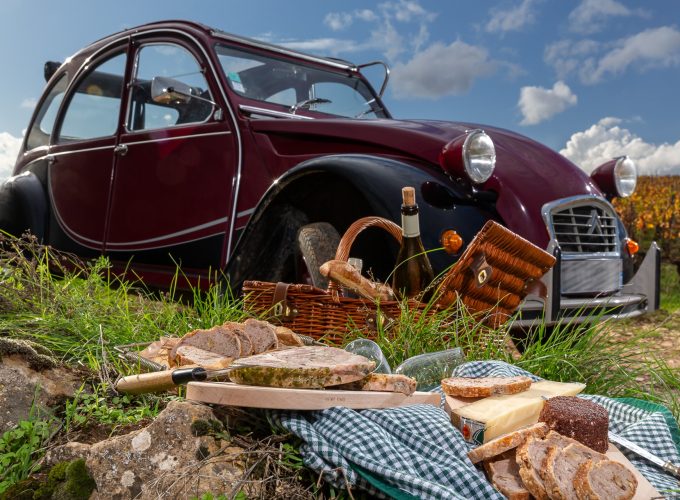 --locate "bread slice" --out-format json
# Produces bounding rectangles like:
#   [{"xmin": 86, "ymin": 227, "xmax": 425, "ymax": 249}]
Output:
[
  {"xmin": 333, "ymin": 373, "xmax": 417, "ymax": 395},
  {"xmin": 169, "ymin": 324, "xmax": 241, "ymax": 367},
  {"xmin": 173, "ymin": 345, "xmax": 234, "ymax": 370},
  {"xmin": 243, "ymin": 319, "xmax": 278, "ymax": 354},
  {"xmin": 573, "ymin": 458, "xmax": 637, "ymax": 500},
  {"xmin": 541, "ymin": 442, "xmax": 606, "ymax": 500},
  {"xmin": 467, "ymin": 422, "xmax": 548, "ymax": 464},
  {"xmin": 516, "ymin": 432, "xmax": 567, "ymax": 500},
  {"xmin": 275, "ymin": 326, "xmax": 306, "ymax": 347},
  {"xmin": 484, "ymin": 451, "xmax": 531, "ymax": 500},
  {"xmin": 224, "ymin": 322, "xmax": 253, "ymax": 357},
  {"xmin": 441, "ymin": 376, "xmax": 532, "ymax": 398}
]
